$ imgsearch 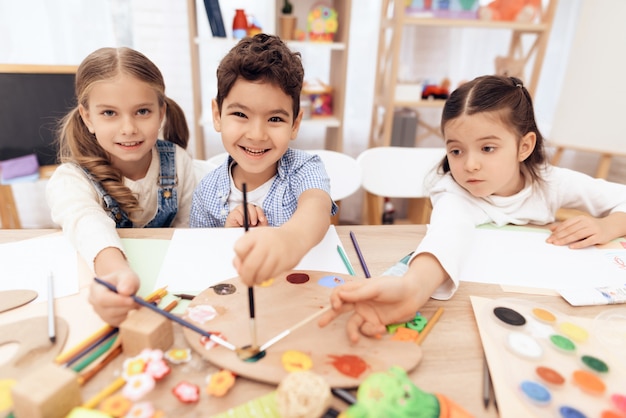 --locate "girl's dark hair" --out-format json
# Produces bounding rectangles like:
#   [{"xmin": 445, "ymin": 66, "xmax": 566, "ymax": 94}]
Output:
[
  {"xmin": 440, "ymin": 75, "xmax": 547, "ymax": 184},
  {"xmin": 56, "ymin": 47, "xmax": 189, "ymax": 221},
  {"xmin": 215, "ymin": 33, "xmax": 304, "ymax": 122}
]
